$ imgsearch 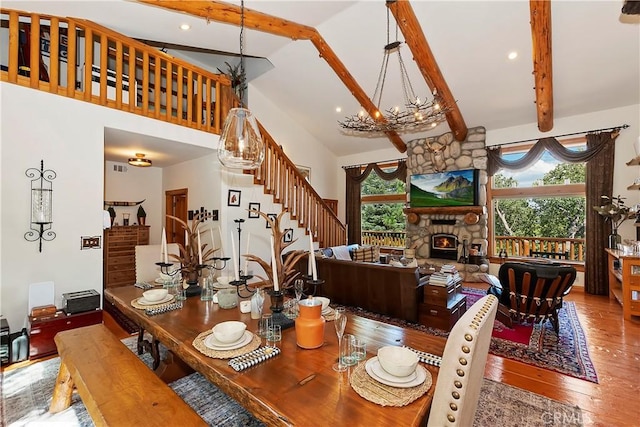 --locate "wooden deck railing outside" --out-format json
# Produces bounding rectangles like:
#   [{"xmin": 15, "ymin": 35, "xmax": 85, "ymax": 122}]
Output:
[
  {"xmin": 362, "ymin": 230, "xmax": 406, "ymax": 248},
  {"xmin": 1, "ymin": 8, "xmax": 346, "ymax": 248},
  {"xmin": 495, "ymin": 236, "xmax": 585, "ymax": 261}
]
